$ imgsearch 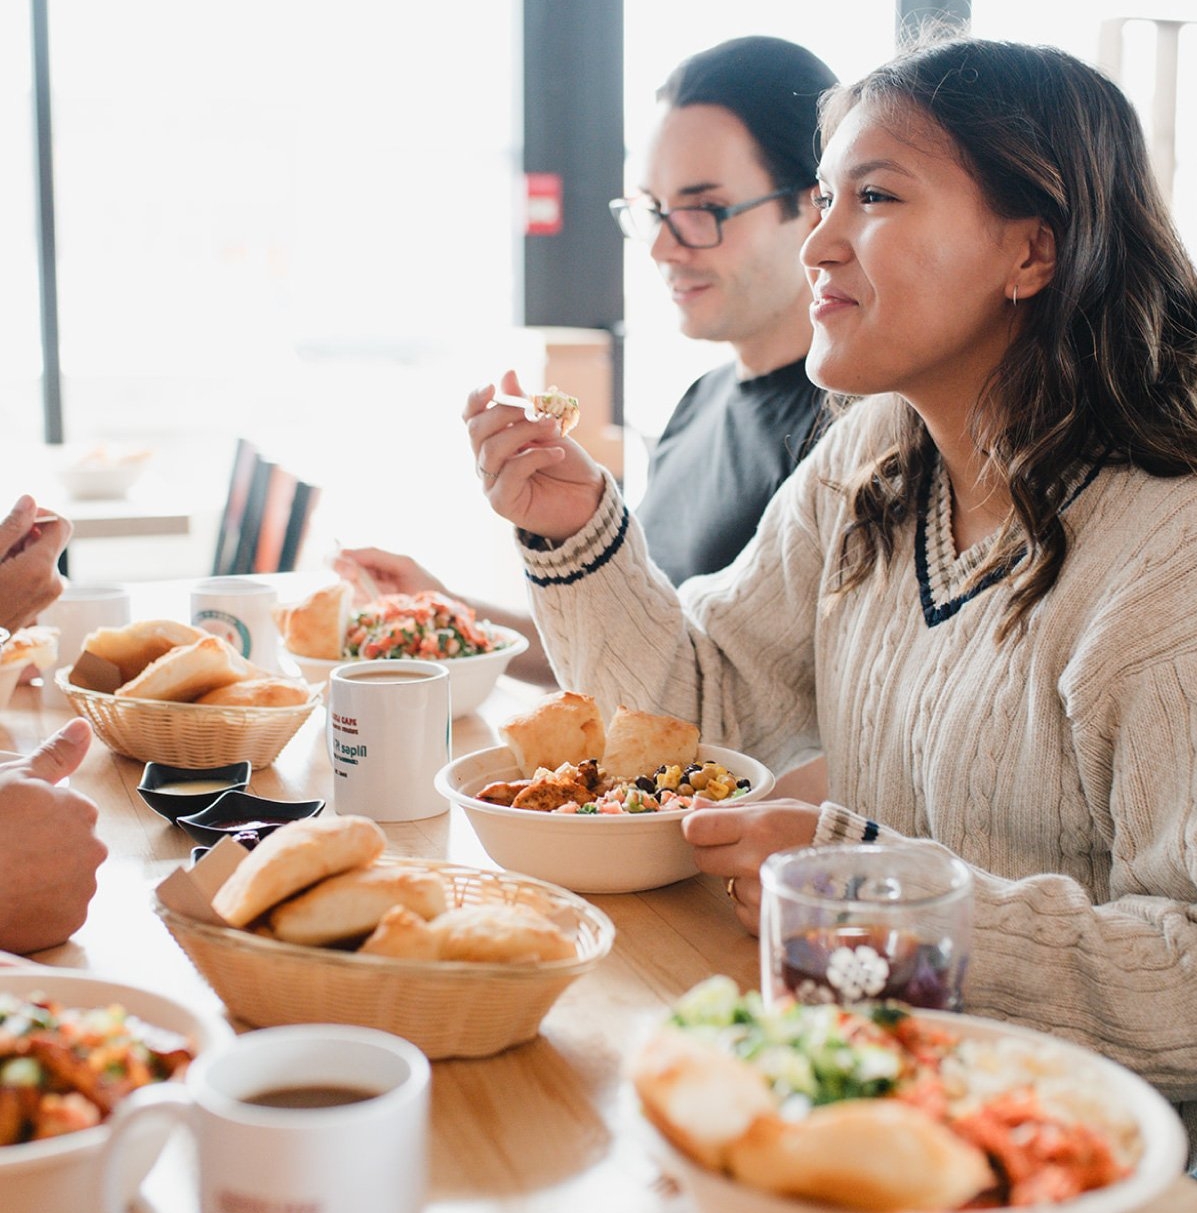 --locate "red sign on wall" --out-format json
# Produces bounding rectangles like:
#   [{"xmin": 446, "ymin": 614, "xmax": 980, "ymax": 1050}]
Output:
[{"xmin": 524, "ymin": 172, "xmax": 563, "ymax": 236}]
